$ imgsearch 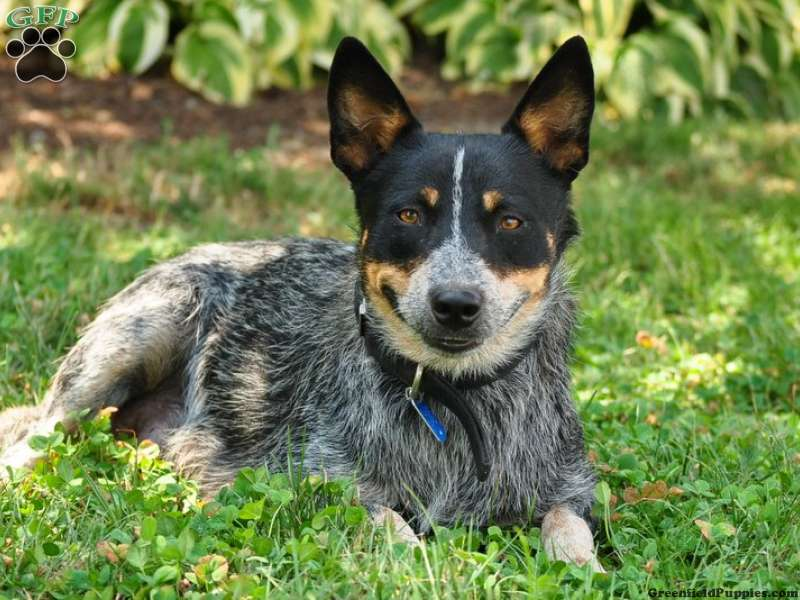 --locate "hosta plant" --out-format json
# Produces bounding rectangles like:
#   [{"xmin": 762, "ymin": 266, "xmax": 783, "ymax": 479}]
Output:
[
  {"xmin": 399, "ymin": 0, "xmax": 800, "ymax": 121},
  {"xmin": 41, "ymin": 0, "xmax": 410, "ymax": 106}
]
